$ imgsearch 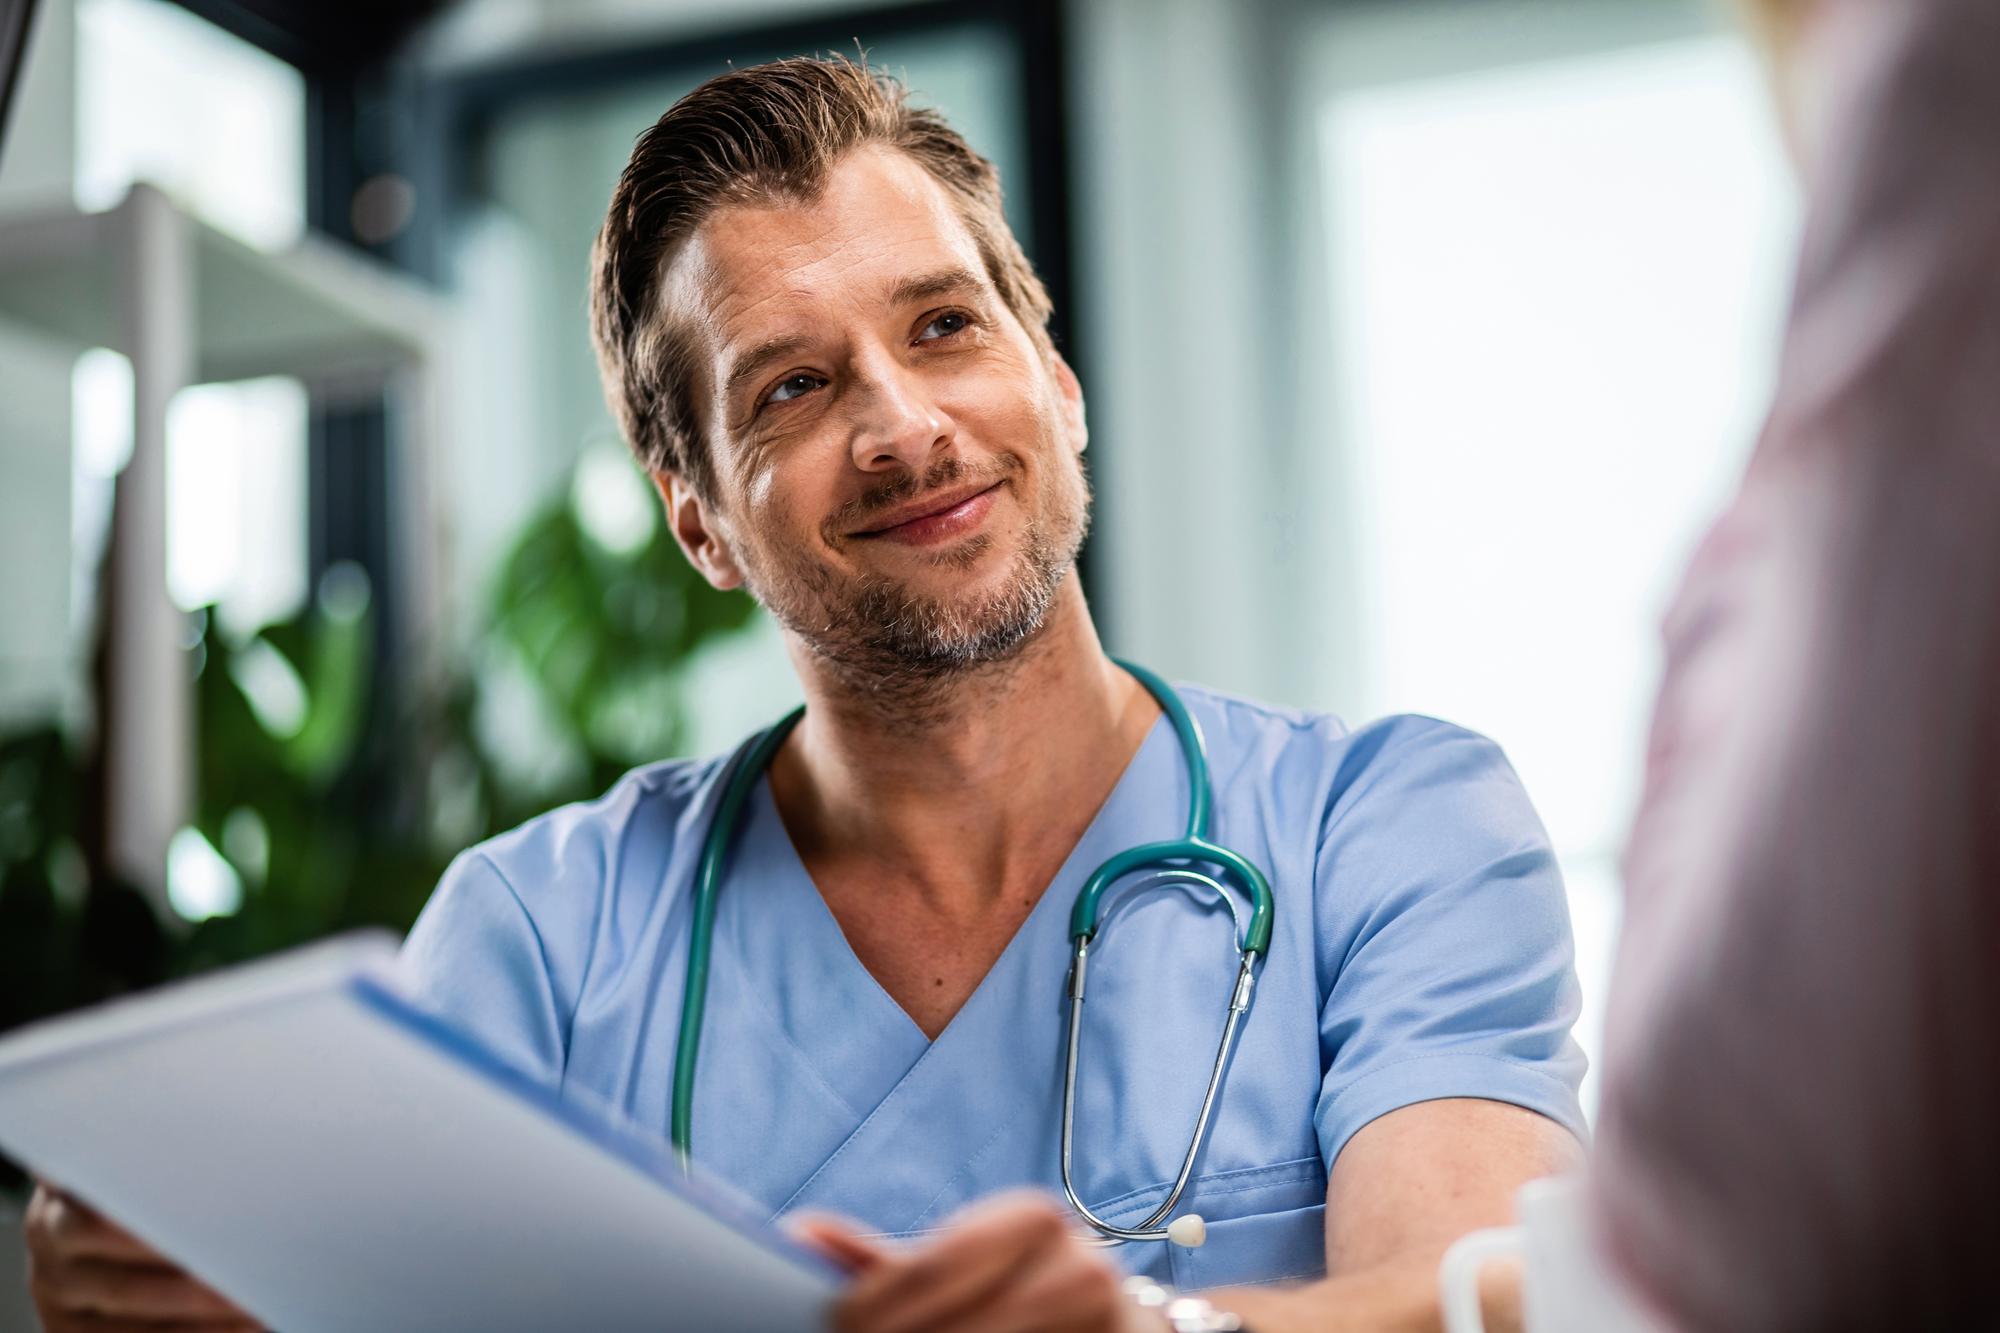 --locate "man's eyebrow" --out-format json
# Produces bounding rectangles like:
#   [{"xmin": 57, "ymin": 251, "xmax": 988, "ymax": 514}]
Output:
[
  {"xmin": 887, "ymin": 265, "xmax": 986, "ymax": 308},
  {"xmin": 723, "ymin": 332, "xmax": 816, "ymax": 400}
]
